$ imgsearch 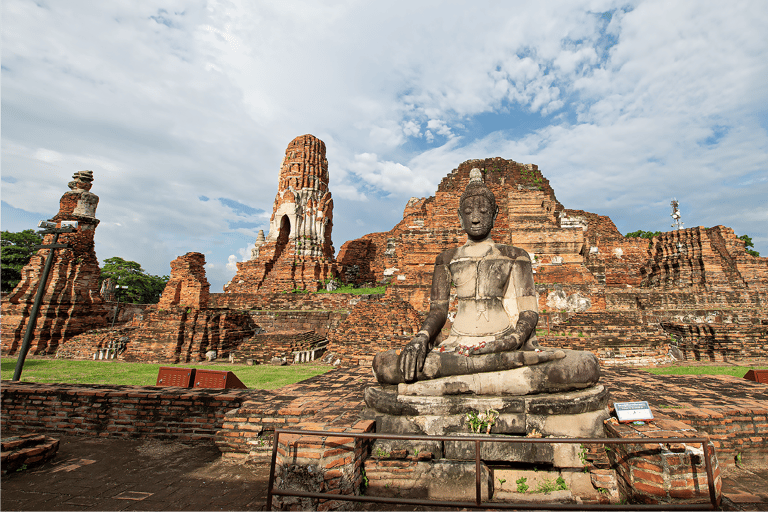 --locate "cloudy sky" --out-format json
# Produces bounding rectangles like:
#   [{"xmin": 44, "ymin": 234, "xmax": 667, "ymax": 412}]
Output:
[{"xmin": 3, "ymin": 0, "xmax": 767, "ymax": 291}]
